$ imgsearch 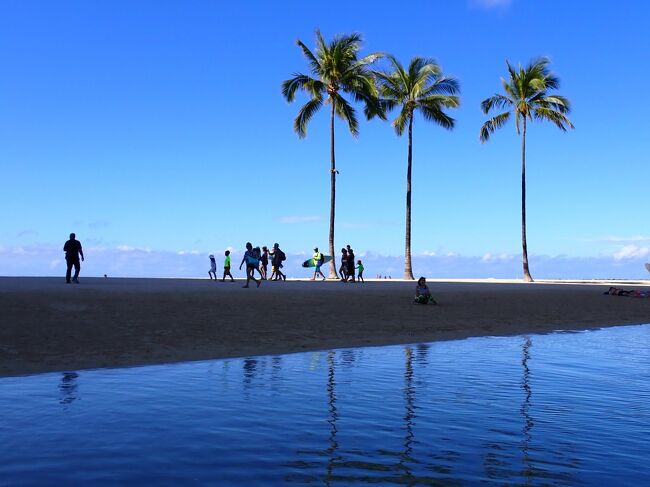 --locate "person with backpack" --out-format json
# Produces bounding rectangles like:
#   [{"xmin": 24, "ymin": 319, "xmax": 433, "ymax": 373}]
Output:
[
  {"xmin": 311, "ymin": 247, "xmax": 326, "ymax": 281},
  {"xmin": 239, "ymin": 242, "xmax": 261, "ymax": 288},
  {"xmin": 270, "ymin": 243, "xmax": 286, "ymax": 281}
]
